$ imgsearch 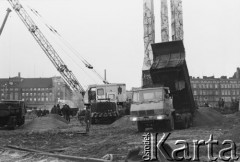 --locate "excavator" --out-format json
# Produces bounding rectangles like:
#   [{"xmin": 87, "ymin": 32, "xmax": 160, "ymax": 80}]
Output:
[{"xmin": 7, "ymin": 0, "xmax": 128, "ymax": 122}]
